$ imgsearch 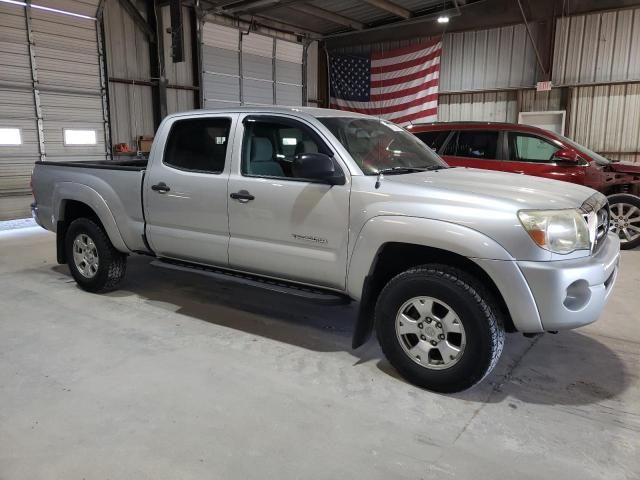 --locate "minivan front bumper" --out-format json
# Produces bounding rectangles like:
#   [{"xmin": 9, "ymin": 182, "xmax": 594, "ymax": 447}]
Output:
[{"xmin": 474, "ymin": 232, "xmax": 620, "ymax": 333}]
